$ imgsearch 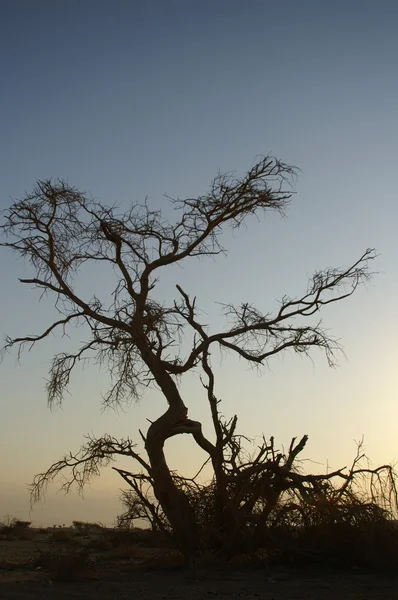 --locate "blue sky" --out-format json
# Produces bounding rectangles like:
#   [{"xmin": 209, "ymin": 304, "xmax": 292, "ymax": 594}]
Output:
[{"xmin": 1, "ymin": 0, "xmax": 397, "ymax": 526}]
